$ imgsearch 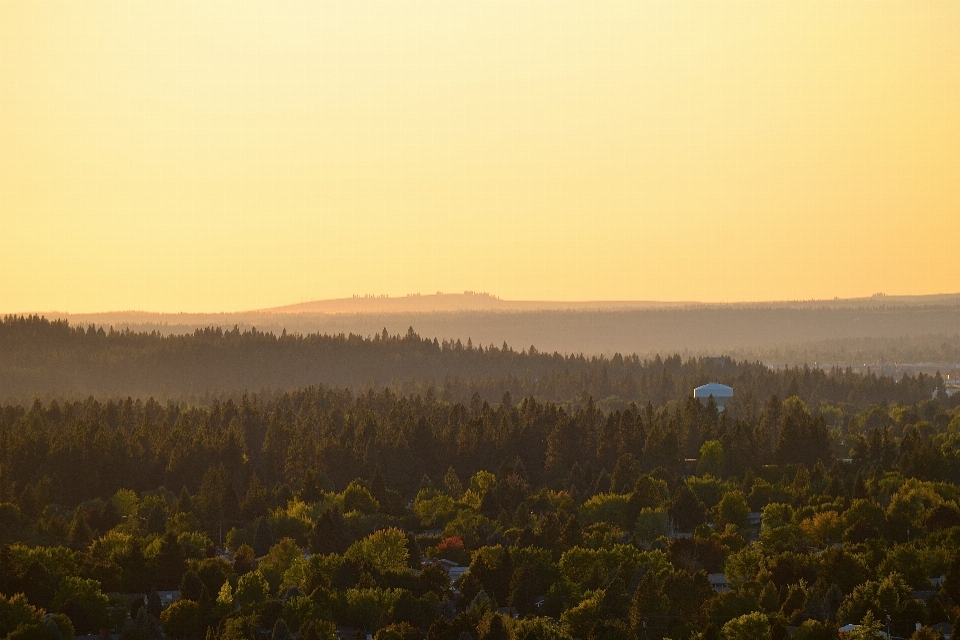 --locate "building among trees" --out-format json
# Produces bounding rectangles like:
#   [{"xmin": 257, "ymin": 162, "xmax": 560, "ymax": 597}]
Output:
[{"xmin": 693, "ymin": 382, "xmax": 734, "ymax": 411}]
